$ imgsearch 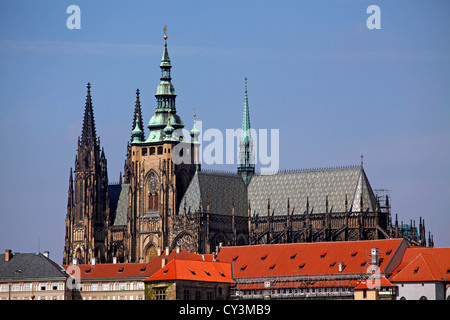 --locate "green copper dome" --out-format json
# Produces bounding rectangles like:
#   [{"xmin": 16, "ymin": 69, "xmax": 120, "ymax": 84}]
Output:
[{"xmin": 132, "ymin": 117, "xmax": 143, "ymax": 143}]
